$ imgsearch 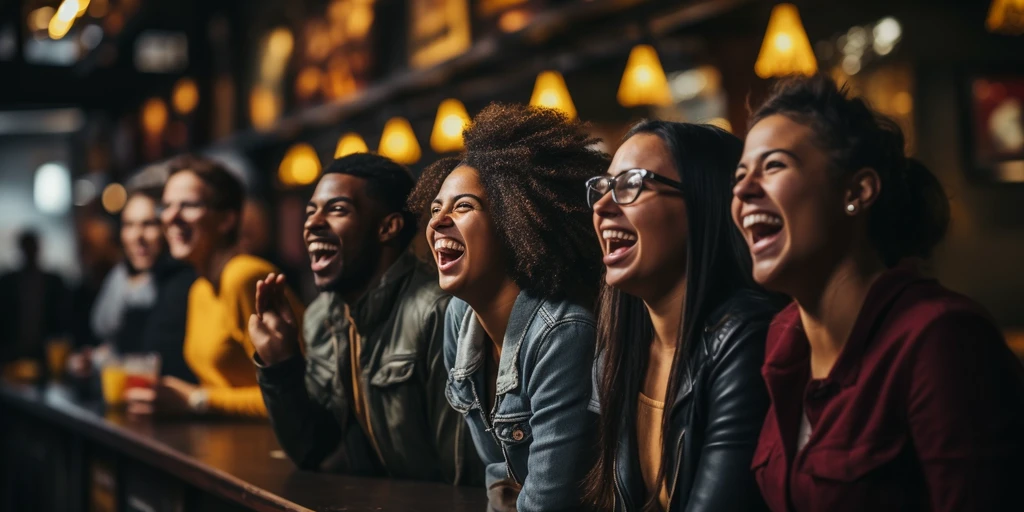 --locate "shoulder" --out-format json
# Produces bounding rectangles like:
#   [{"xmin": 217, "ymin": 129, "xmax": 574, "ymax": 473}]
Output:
[
  {"xmin": 535, "ymin": 295, "xmax": 596, "ymax": 330},
  {"xmin": 703, "ymin": 289, "xmax": 782, "ymax": 358},
  {"xmin": 400, "ymin": 262, "xmax": 451, "ymax": 321},
  {"xmin": 221, "ymin": 255, "xmax": 277, "ymax": 291},
  {"xmin": 530, "ymin": 295, "xmax": 596, "ymax": 354},
  {"xmin": 889, "ymin": 280, "xmax": 1003, "ymax": 352}
]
